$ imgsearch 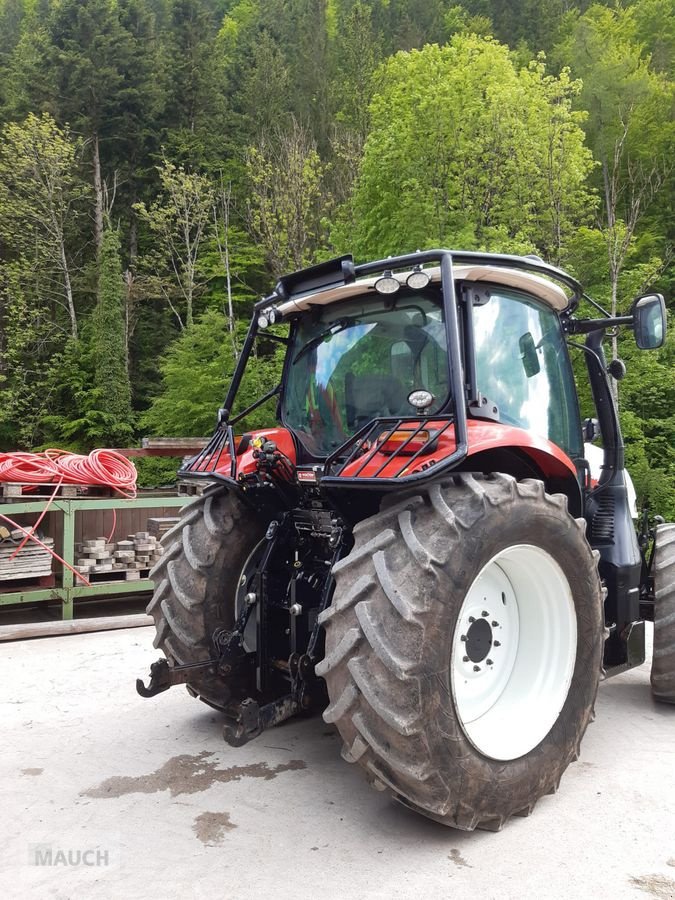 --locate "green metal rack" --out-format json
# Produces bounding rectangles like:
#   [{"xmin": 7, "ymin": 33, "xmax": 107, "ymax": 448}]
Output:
[{"xmin": 0, "ymin": 495, "xmax": 190, "ymax": 619}]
